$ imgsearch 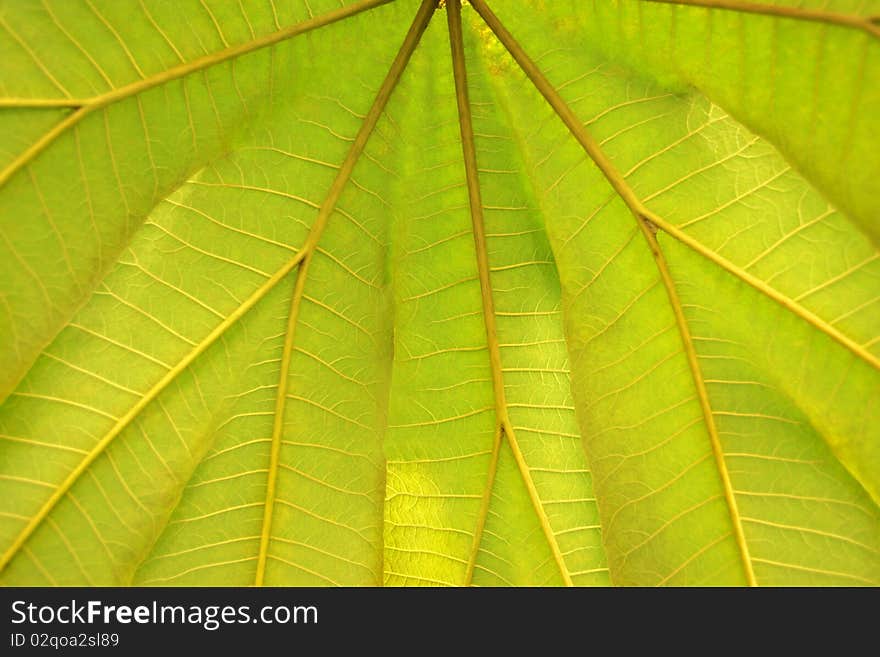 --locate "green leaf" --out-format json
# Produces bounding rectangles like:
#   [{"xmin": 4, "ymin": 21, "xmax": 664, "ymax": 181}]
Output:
[{"xmin": 0, "ymin": 0, "xmax": 877, "ymax": 586}]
